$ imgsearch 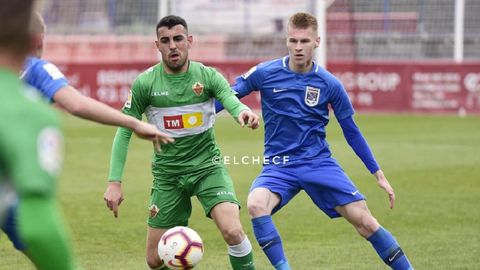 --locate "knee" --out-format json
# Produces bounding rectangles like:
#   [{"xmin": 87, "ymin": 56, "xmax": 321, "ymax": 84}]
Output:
[
  {"xmin": 220, "ymin": 226, "xmax": 245, "ymax": 245},
  {"xmin": 247, "ymin": 198, "xmax": 270, "ymax": 218},
  {"xmin": 355, "ymin": 215, "xmax": 380, "ymax": 238}
]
